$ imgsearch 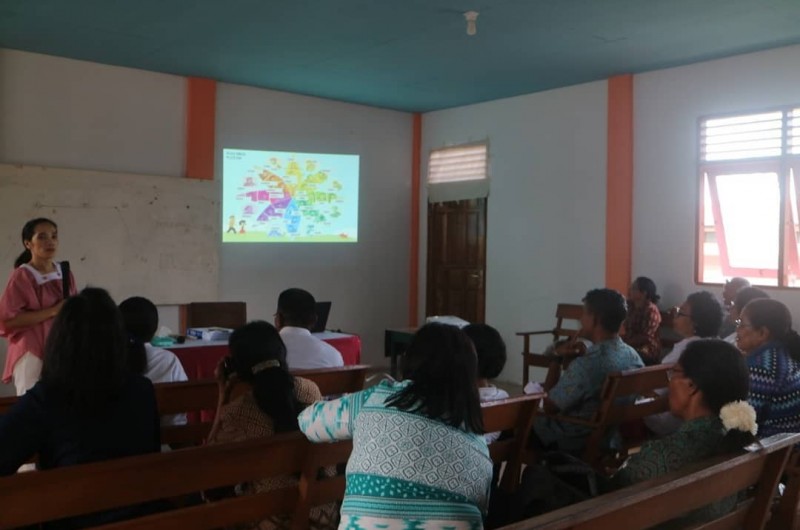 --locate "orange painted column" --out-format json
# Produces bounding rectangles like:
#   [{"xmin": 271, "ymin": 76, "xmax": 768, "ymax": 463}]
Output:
[
  {"xmin": 409, "ymin": 113, "xmax": 422, "ymax": 326},
  {"xmin": 185, "ymin": 77, "xmax": 217, "ymax": 180},
  {"xmin": 606, "ymin": 74, "xmax": 634, "ymax": 292}
]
